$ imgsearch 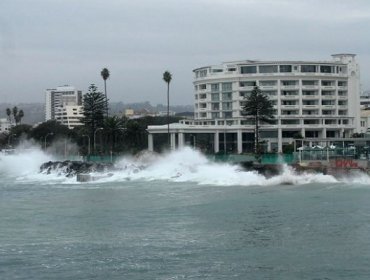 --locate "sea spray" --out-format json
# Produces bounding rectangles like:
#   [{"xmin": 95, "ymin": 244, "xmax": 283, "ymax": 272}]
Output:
[{"xmin": 2, "ymin": 146, "xmax": 370, "ymax": 186}]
